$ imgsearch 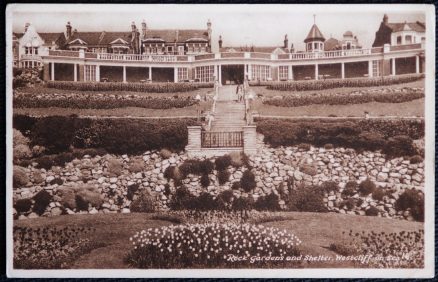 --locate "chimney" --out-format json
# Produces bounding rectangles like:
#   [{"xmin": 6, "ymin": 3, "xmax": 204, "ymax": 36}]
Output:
[
  {"xmin": 290, "ymin": 43, "xmax": 295, "ymax": 53},
  {"xmin": 141, "ymin": 20, "xmax": 147, "ymax": 37},
  {"xmin": 218, "ymin": 35, "xmax": 223, "ymax": 48},
  {"xmin": 207, "ymin": 19, "xmax": 212, "ymax": 46},
  {"xmin": 383, "ymin": 14, "xmax": 388, "ymax": 24},
  {"xmin": 66, "ymin": 22, "xmax": 72, "ymax": 39},
  {"xmin": 24, "ymin": 23, "xmax": 30, "ymax": 32},
  {"xmin": 284, "ymin": 34, "xmax": 288, "ymax": 49}
]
